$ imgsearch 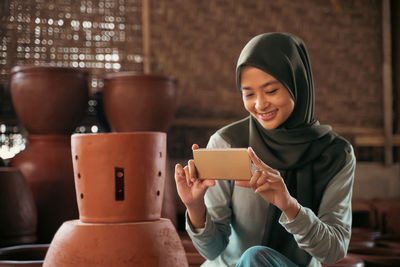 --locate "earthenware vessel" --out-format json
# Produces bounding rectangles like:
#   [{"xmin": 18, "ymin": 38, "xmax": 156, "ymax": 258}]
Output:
[
  {"xmin": 11, "ymin": 135, "xmax": 78, "ymax": 243},
  {"xmin": 43, "ymin": 132, "xmax": 188, "ymax": 266},
  {"xmin": 71, "ymin": 132, "xmax": 165, "ymax": 222},
  {"xmin": 43, "ymin": 219, "xmax": 187, "ymax": 266},
  {"xmin": 103, "ymin": 73, "xmax": 177, "ymax": 132},
  {"xmin": 10, "ymin": 66, "xmax": 88, "ymax": 134},
  {"xmin": 0, "ymin": 244, "xmax": 48, "ymax": 267},
  {"xmin": 0, "ymin": 168, "xmax": 37, "ymax": 247}
]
